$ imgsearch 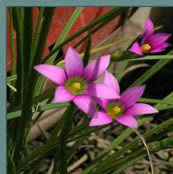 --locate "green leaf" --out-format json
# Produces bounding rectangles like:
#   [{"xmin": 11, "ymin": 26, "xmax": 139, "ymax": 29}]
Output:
[
  {"xmin": 7, "ymin": 102, "xmax": 70, "ymax": 120},
  {"xmin": 129, "ymin": 51, "xmax": 173, "ymax": 87},
  {"xmin": 33, "ymin": 7, "xmax": 55, "ymax": 66},
  {"xmin": 124, "ymin": 55, "xmax": 173, "ymax": 61},
  {"xmin": 29, "ymin": 7, "xmax": 44, "ymax": 72},
  {"xmin": 52, "ymin": 103, "xmax": 75, "ymax": 174},
  {"xmin": 14, "ymin": 7, "xmax": 24, "ymax": 104},
  {"xmin": 116, "ymin": 62, "xmax": 128, "ymax": 81},
  {"xmin": 9, "ymin": 8, "xmax": 15, "ymax": 102},
  {"xmin": 32, "ymin": 7, "xmax": 55, "ymax": 98},
  {"xmin": 83, "ymin": 34, "xmax": 91, "ymax": 66},
  {"xmin": 139, "ymin": 97, "xmax": 173, "ymax": 105},
  {"xmin": 83, "ymin": 92, "xmax": 173, "ymax": 174},
  {"xmin": 48, "ymin": 7, "xmax": 84, "ymax": 63},
  {"xmin": 7, "ymin": 96, "xmax": 173, "ymax": 120},
  {"xmin": 7, "ymin": 74, "xmax": 17, "ymax": 83},
  {"xmin": 130, "ymin": 59, "xmax": 172, "ymax": 87},
  {"xmin": 43, "ymin": 7, "xmax": 126, "ymax": 63},
  {"xmin": 93, "ymin": 117, "xmax": 173, "ymax": 174},
  {"xmin": 110, "ymin": 136, "xmax": 173, "ymax": 174}
]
